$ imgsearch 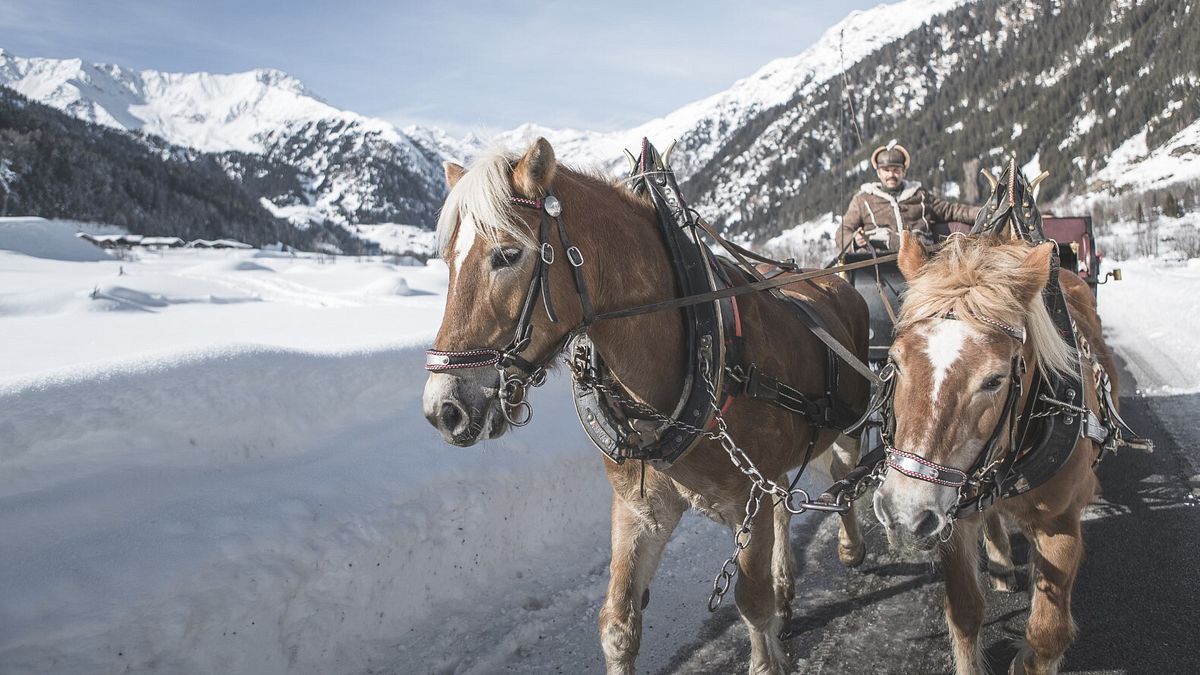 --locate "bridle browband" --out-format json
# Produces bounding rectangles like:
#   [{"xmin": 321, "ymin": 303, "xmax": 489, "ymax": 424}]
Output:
[{"xmin": 424, "ymin": 189, "xmax": 594, "ymax": 426}]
